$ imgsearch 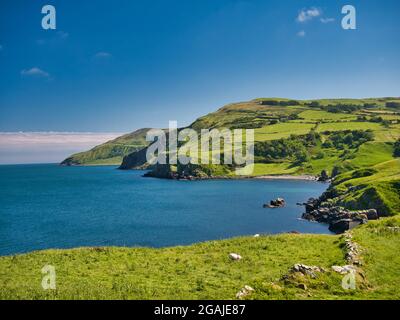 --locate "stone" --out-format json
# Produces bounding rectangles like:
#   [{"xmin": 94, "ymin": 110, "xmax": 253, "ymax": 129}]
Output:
[
  {"xmin": 291, "ymin": 264, "xmax": 325, "ymax": 278},
  {"xmin": 329, "ymin": 219, "xmax": 362, "ymax": 234},
  {"xmin": 264, "ymin": 197, "xmax": 286, "ymax": 208},
  {"xmin": 318, "ymin": 170, "xmax": 330, "ymax": 182},
  {"xmin": 235, "ymin": 285, "xmax": 254, "ymax": 299},
  {"xmin": 301, "ymin": 202, "xmax": 379, "ymax": 233},
  {"xmin": 331, "ymin": 265, "xmax": 356, "ymax": 274},
  {"xmin": 366, "ymin": 209, "xmax": 379, "ymax": 220},
  {"xmin": 297, "ymin": 283, "xmax": 307, "ymax": 290},
  {"xmin": 229, "ymin": 253, "xmax": 242, "ymax": 261}
]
